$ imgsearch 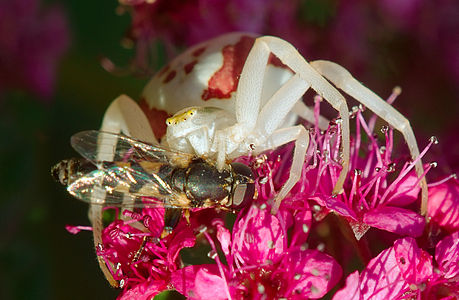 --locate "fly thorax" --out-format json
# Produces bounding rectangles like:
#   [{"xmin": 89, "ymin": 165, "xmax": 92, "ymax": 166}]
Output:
[{"xmin": 184, "ymin": 160, "xmax": 231, "ymax": 205}]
